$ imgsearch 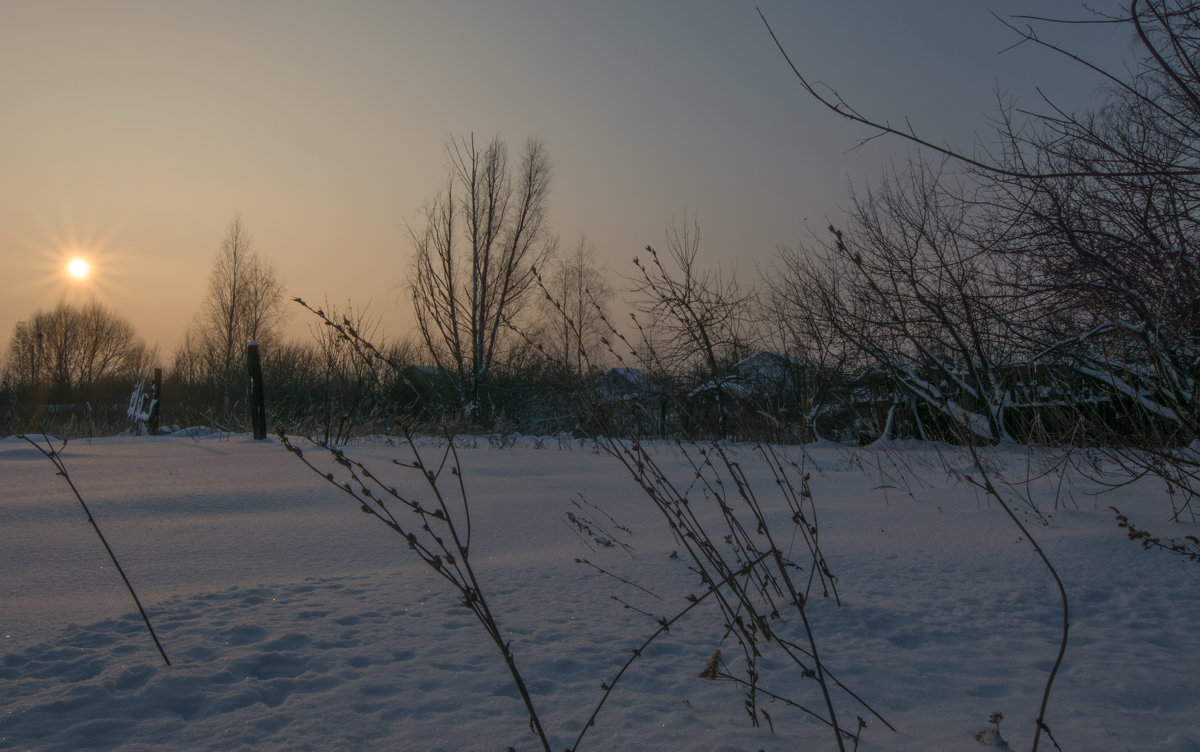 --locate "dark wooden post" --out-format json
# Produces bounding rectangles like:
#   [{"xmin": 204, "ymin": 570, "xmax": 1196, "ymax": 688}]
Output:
[
  {"xmin": 247, "ymin": 342, "xmax": 267, "ymax": 440},
  {"xmin": 148, "ymin": 367, "xmax": 162, "ymax": 435}
]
